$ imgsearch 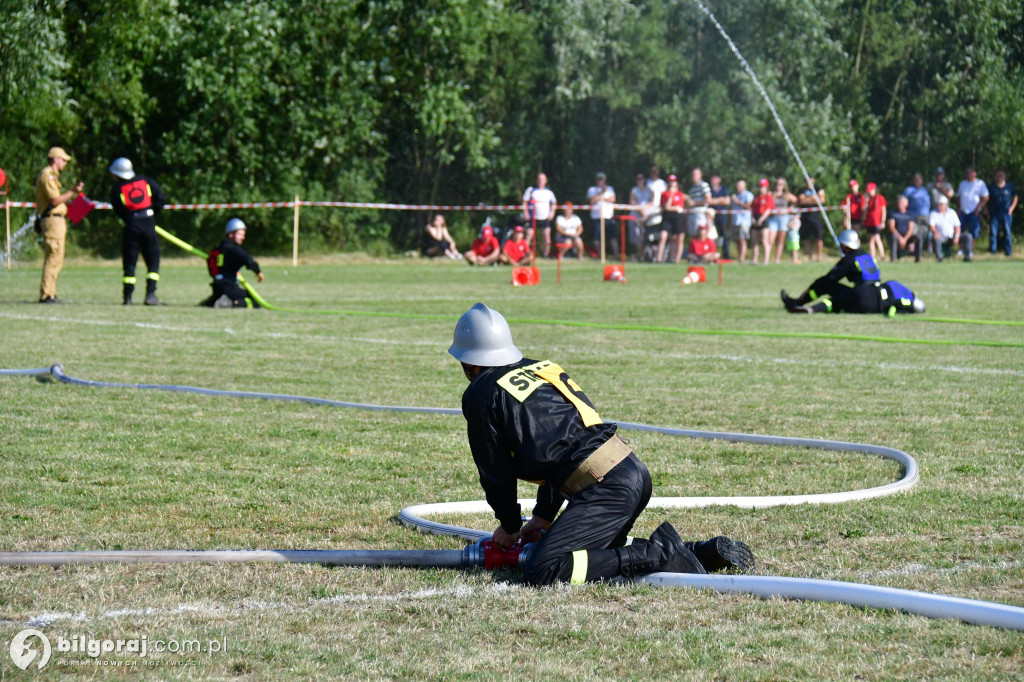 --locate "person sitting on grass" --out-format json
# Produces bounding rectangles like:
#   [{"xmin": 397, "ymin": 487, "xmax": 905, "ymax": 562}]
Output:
[
  {"xmin": 422, "ymin": 213, "xmax": 461, "ymax": 259},
  {"xmin": 686, "ymin": 223, "xmax": 719, "ymax": 264},
  {"xmin": 464, "ymin": 223, "xmax": 501, "ymax": 266},
  {"xmin": 786, "ymin": 279, "xmax": 925, "ymax": 316},
  {"xmin": 500, "ymin": 225, "xmax": 530, "ymax": 265},
  {"xmin": 201, "ymin": 218, "xmax": 264, "ymax": 309}
]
